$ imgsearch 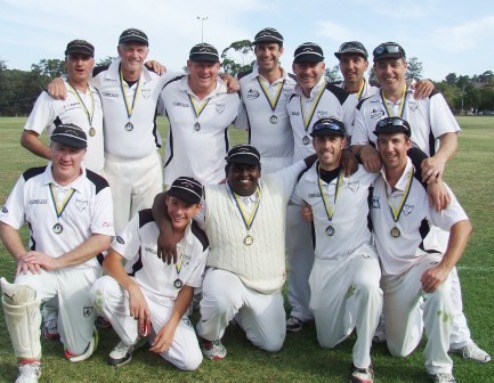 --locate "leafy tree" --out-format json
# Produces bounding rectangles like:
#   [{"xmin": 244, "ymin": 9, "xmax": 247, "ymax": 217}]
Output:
[
  {"xmin": 324, "ymin": 65, "xmax": 342, "ymax": 83},
  {"xmin": 221, "ymin": 39, "xmax": 255, "ymax": 75},
  {"xmin": 479, "ymin": 87, "xmax": 494, "ymax": 112},
  {"xmin": 31, "ymin": 59, "xmax": 66, "ymax": 78},
  {"xmin": 445, "ymin": 73, "xmax": 457, "ymax": 85},
  {"xmin": 97, "ymin": 56, "xmax": 117, "ymax": 67},
  {"xmin": 406, "ymin": 57, "xmax": 423, "ymax": 80}
]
